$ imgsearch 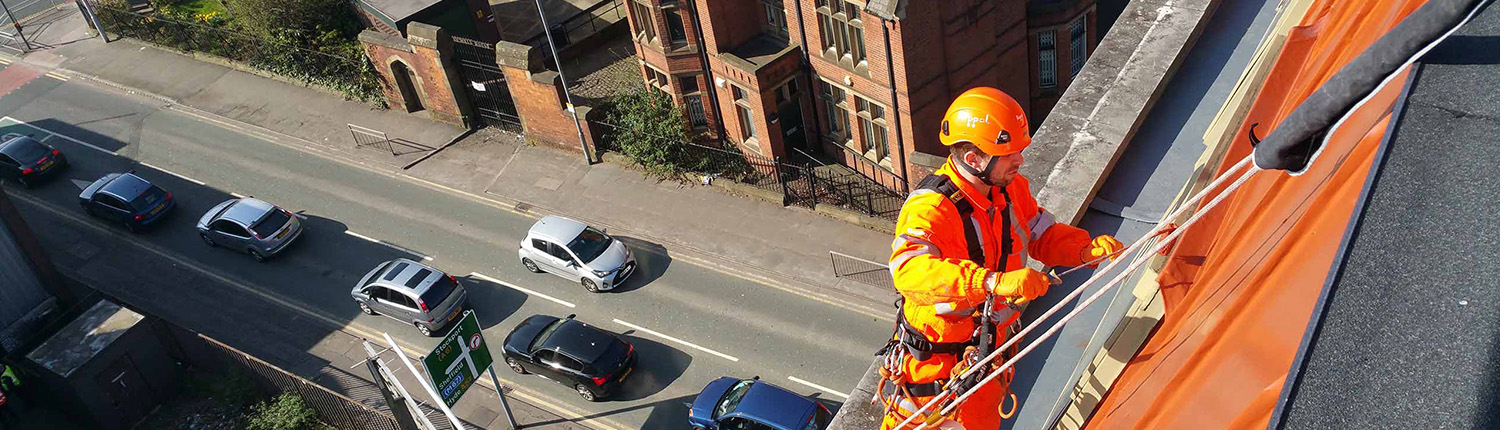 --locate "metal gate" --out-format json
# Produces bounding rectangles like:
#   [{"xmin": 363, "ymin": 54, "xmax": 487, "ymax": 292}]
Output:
[{"xmin": 451, "ymin": 36, "xmax": 521, "ymax": 131}]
